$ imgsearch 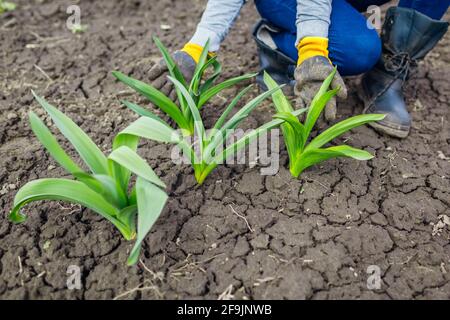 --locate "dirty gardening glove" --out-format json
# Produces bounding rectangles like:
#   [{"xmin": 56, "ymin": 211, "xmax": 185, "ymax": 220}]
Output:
[
  {"xmin": 148, "ymin": 43, "xmax": 204, "ymax": 100},
  {"xmin": 294, "ymin": 37, "xmax": 347, "ymax": 121}
]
